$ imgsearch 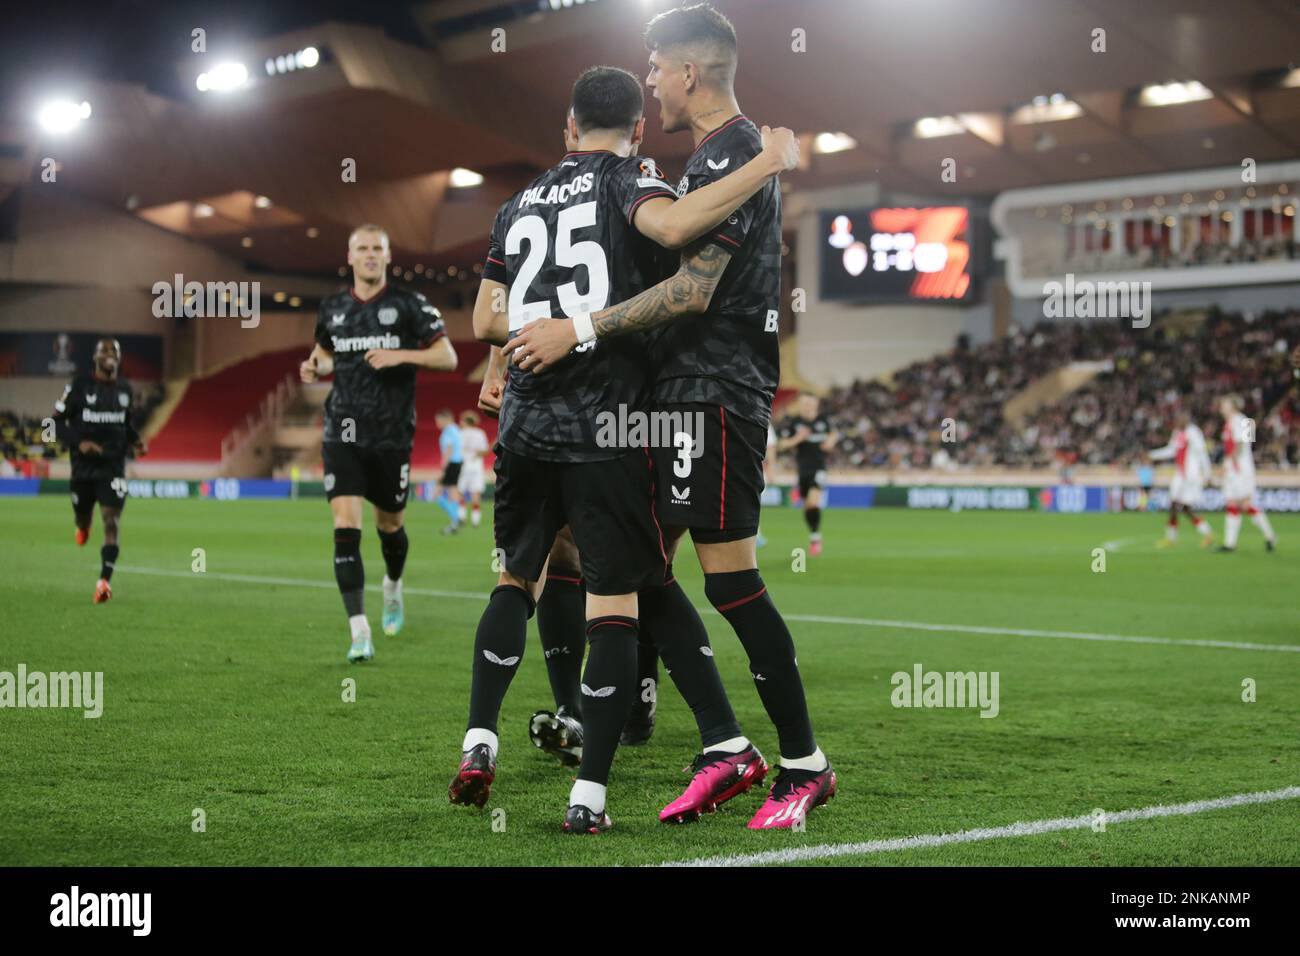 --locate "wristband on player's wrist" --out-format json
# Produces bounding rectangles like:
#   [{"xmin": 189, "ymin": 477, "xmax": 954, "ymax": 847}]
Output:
[{"xmin": 573, "ymin": 311, "xmax": 596, "ymax": 344}]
